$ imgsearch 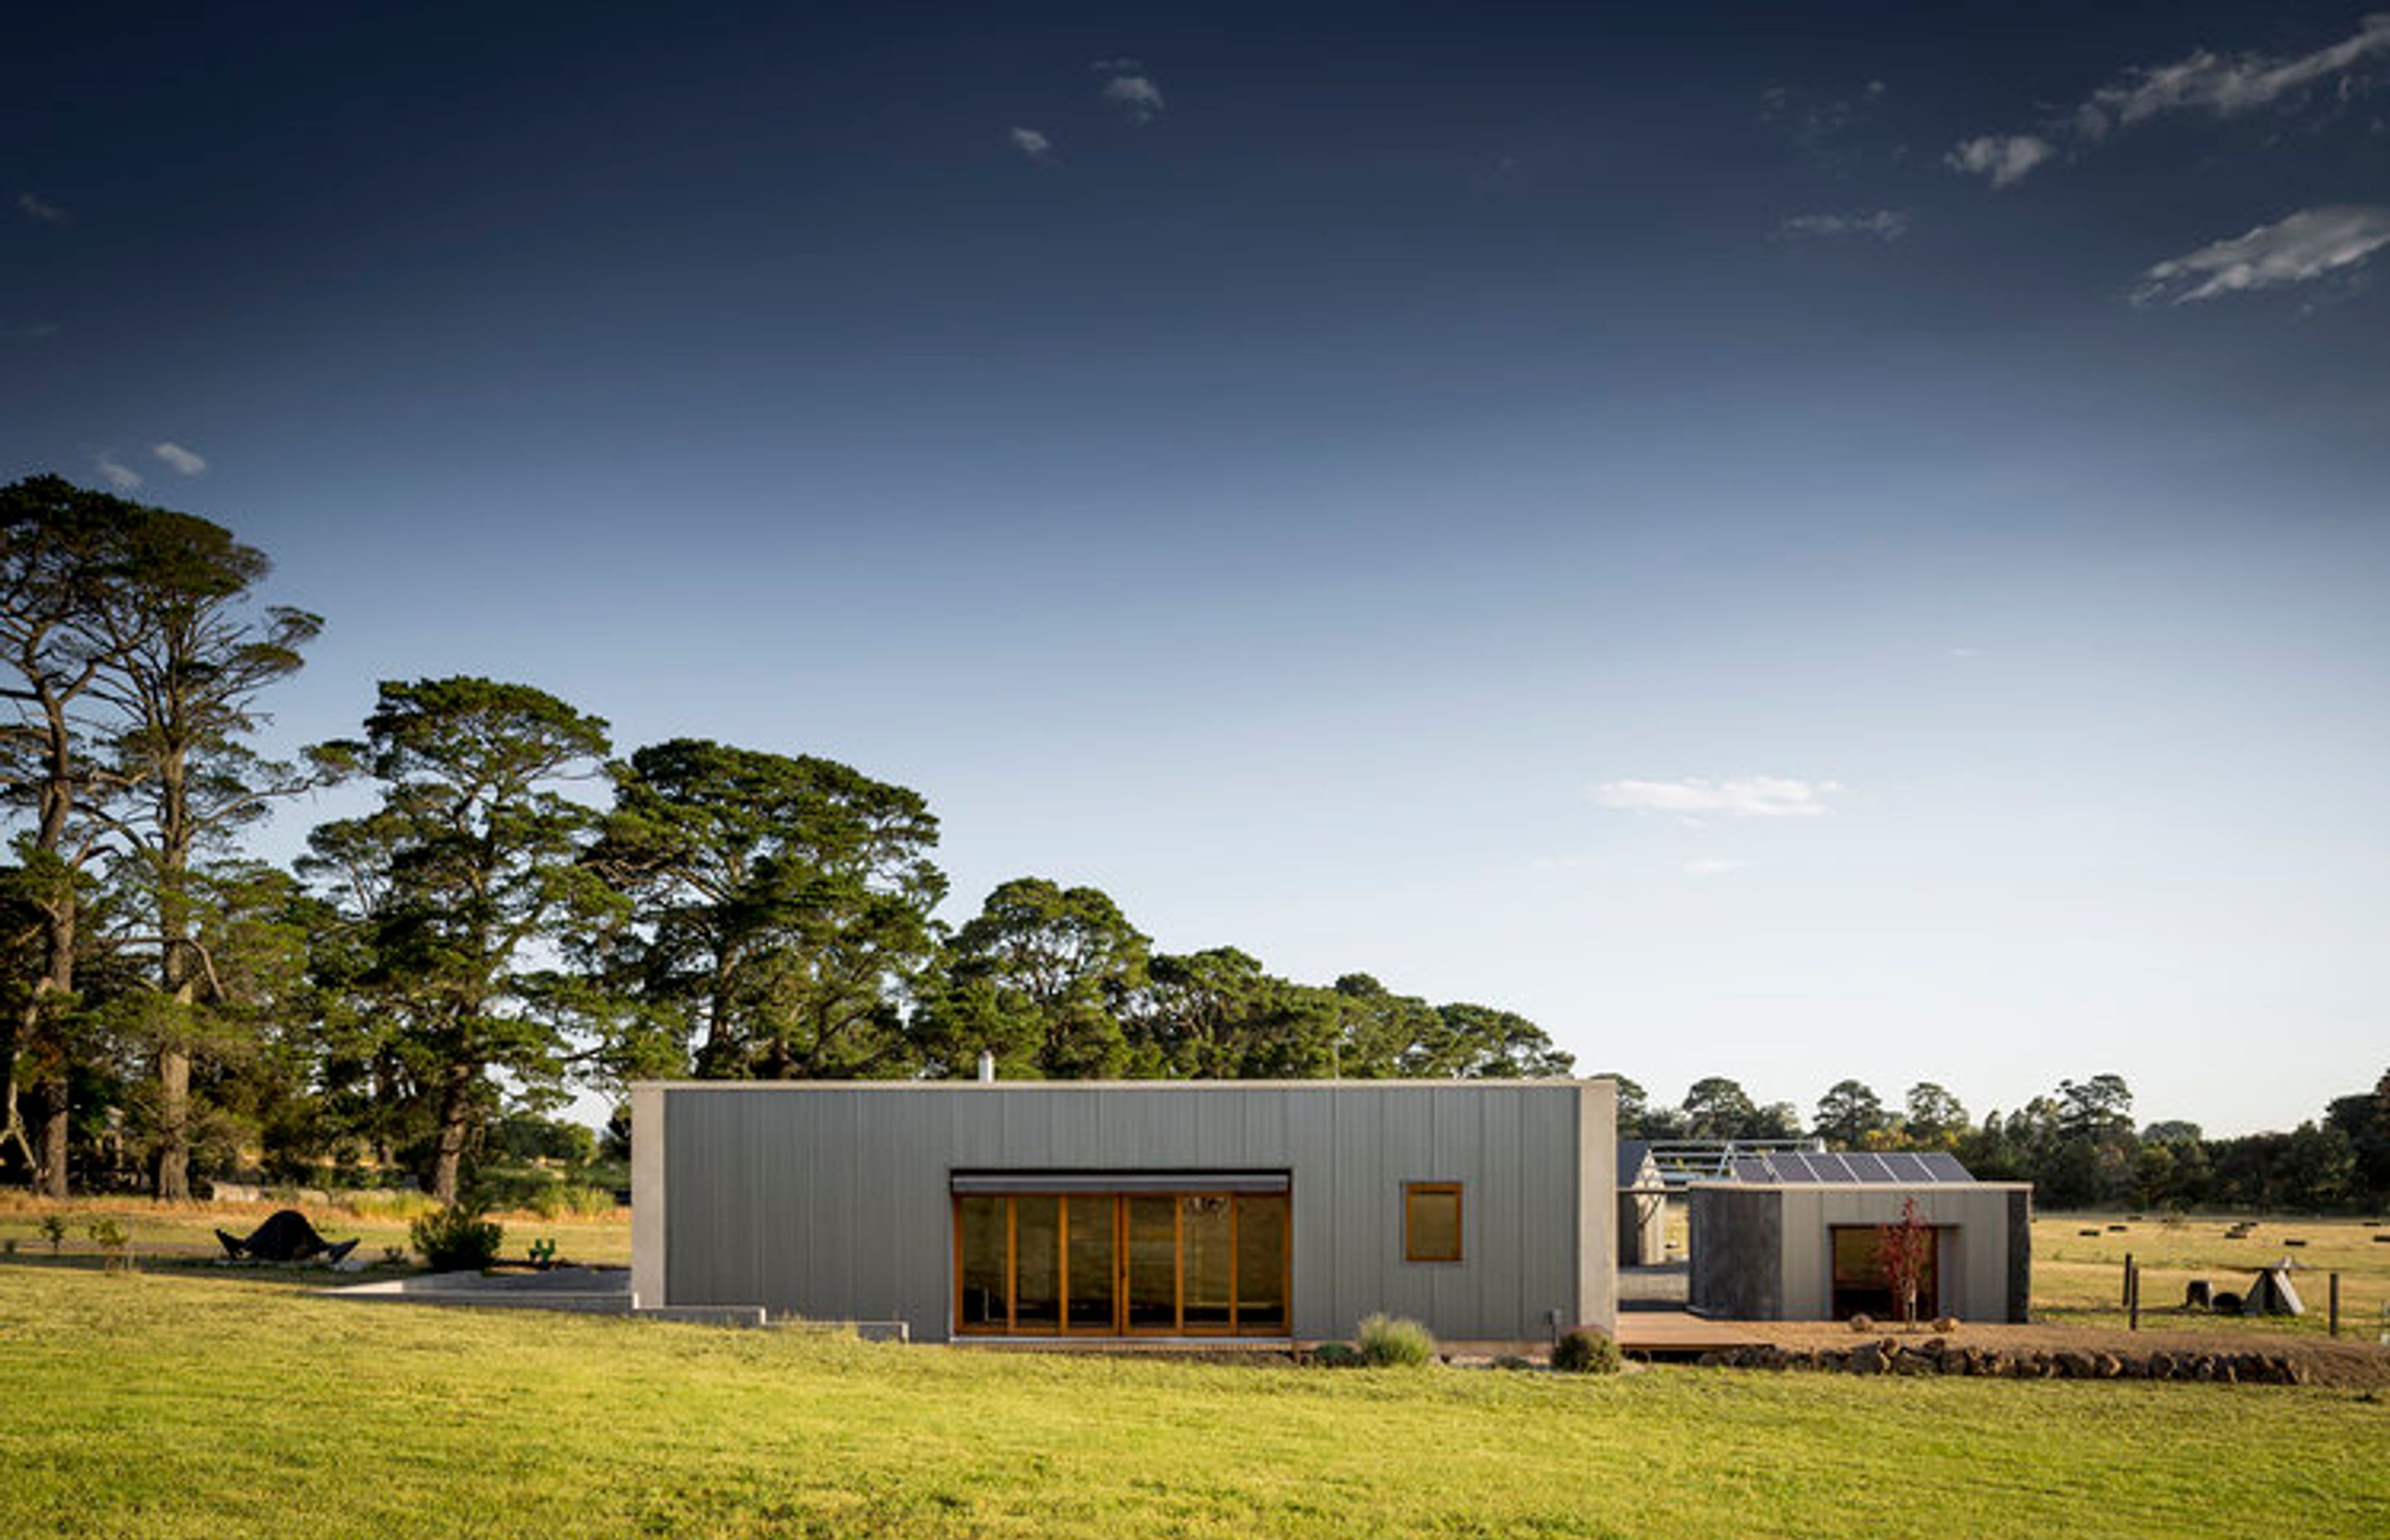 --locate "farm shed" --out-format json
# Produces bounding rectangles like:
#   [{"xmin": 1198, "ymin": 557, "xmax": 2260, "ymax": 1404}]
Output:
[
  {"xmin": 1617, "ymin": 1140, "xmax": 1670, "ymax": 1265},
  {"xmin": 632, "ymin": 1078, "xmax": 1617, "ymax": 1346},
  {"xmin": 1686, "ymin": 1152, "xmax": 2032, "ymax": 1323}
]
